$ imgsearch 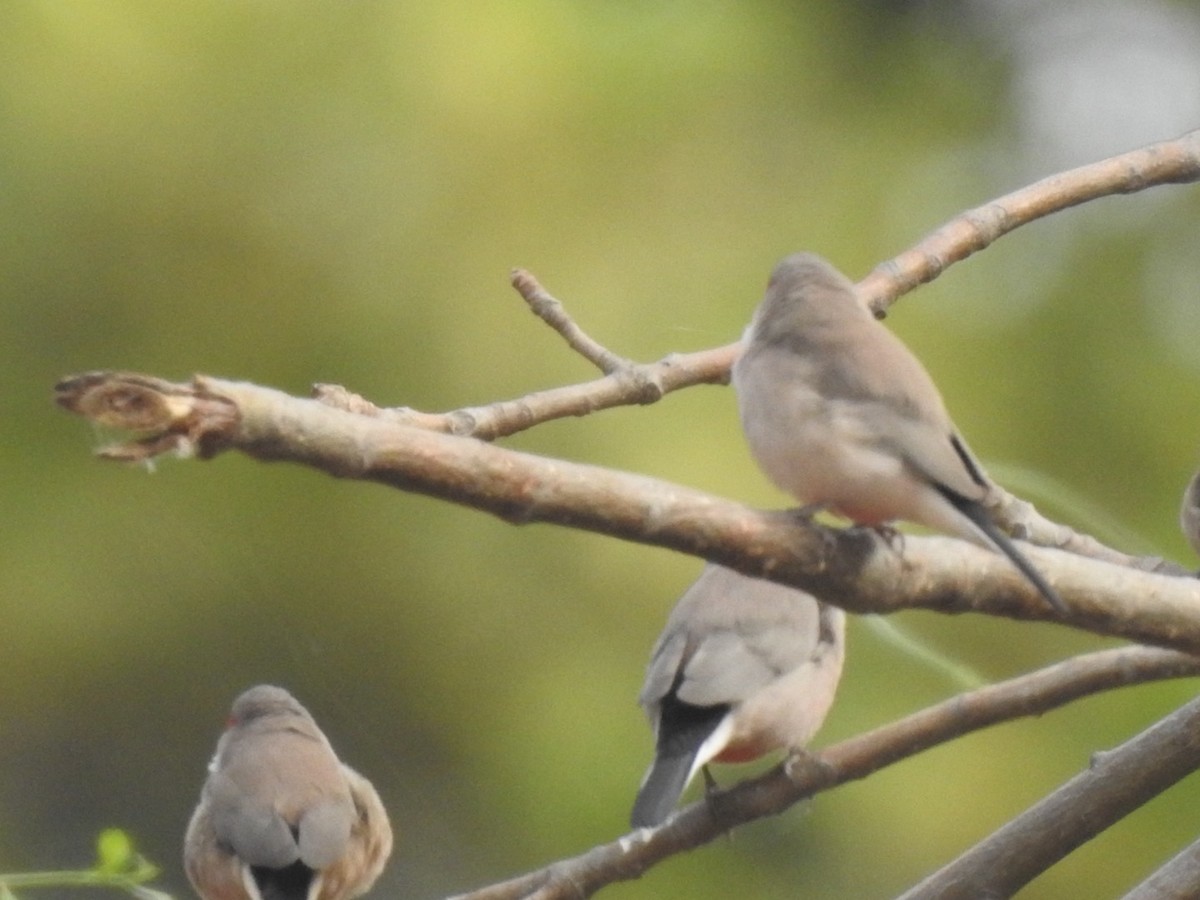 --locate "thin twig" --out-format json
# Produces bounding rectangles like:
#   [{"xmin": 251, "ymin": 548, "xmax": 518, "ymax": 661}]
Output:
[
  {"xmin": 897, "ymin": 691, "xmax": 1200, "ymax": 899},
  {"xmin": 510, "ymin": 269, "xmax": 634, "ymax": 374},
  {"xmin": 988, "ymin": 488, "xmax": 1187, "ymax": 574},
  {"xmin": 858, "ymin": 128, "xmax": 1200, "ymax": 313},
  {"xmin": 313, "ymin": 343, "xmax": 736, "ymax": 441},
  {"xmin": 448, "ymin": 646, "xmax": 1200, "ymax": 899}
]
